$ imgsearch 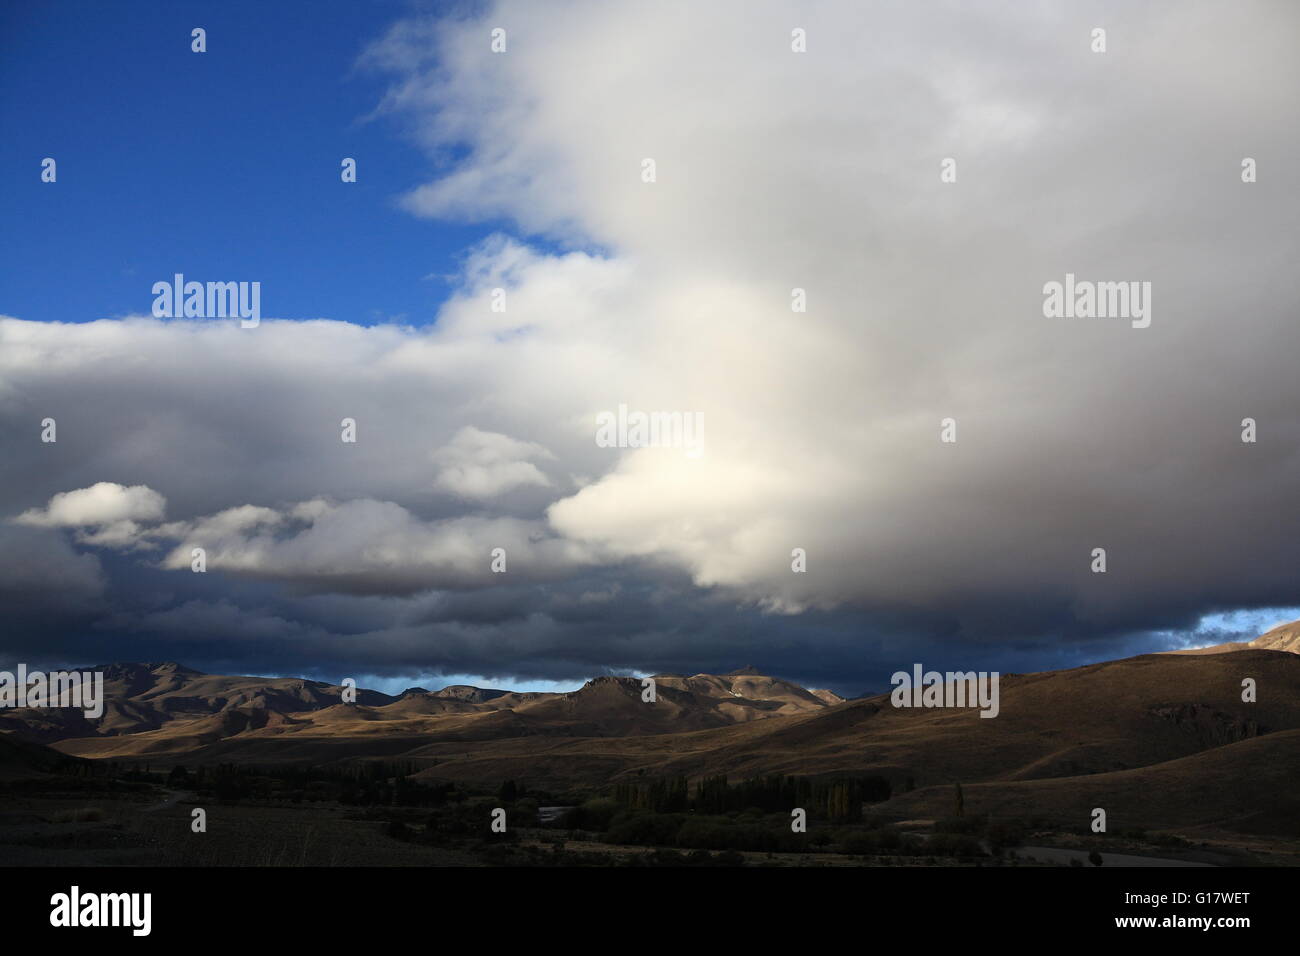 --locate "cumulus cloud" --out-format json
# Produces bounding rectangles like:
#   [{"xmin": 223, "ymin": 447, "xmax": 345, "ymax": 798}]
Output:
[
  {"xmin": 13, "ymin": 483, "xmax": 598, "ymax": 594},
  {"xmin": 432, "ymin": 426, "xmax": 554, "ymax": 499},
  {"xmin": 14, "ymin": 482, "xmax": 167, "ymax": 549},
  {"xmin": 2, "ymin": 0, "xmax": 1298, "ymax": 685},
  {"xmin": 149, "ymin": 497, "xmax": 597, "ymax": 593},
  {"xmin": 362, "ymin": 0, "xmax": 1300, "ymax": 626},
  {"xmin": 16, "ymin": 482, "xmax": 166, "ymax": 528}
]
